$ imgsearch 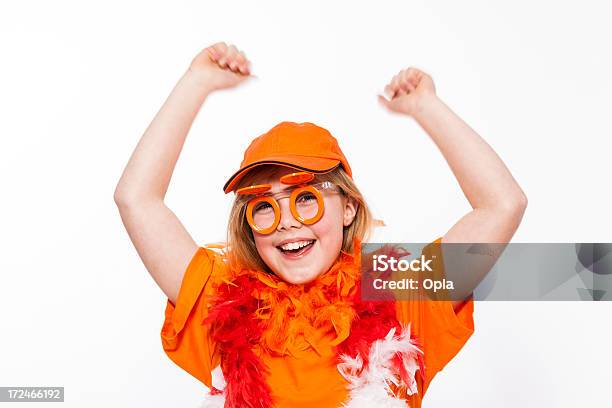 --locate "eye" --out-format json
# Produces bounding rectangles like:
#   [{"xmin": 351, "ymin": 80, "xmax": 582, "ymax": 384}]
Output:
[
  {"xmin": 254, "ymin": 201, "xmax": 273, "ymax": 213},
  {"xmin": 296, "ymin": 193, "xmax": 317, "ymax": 204}
]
